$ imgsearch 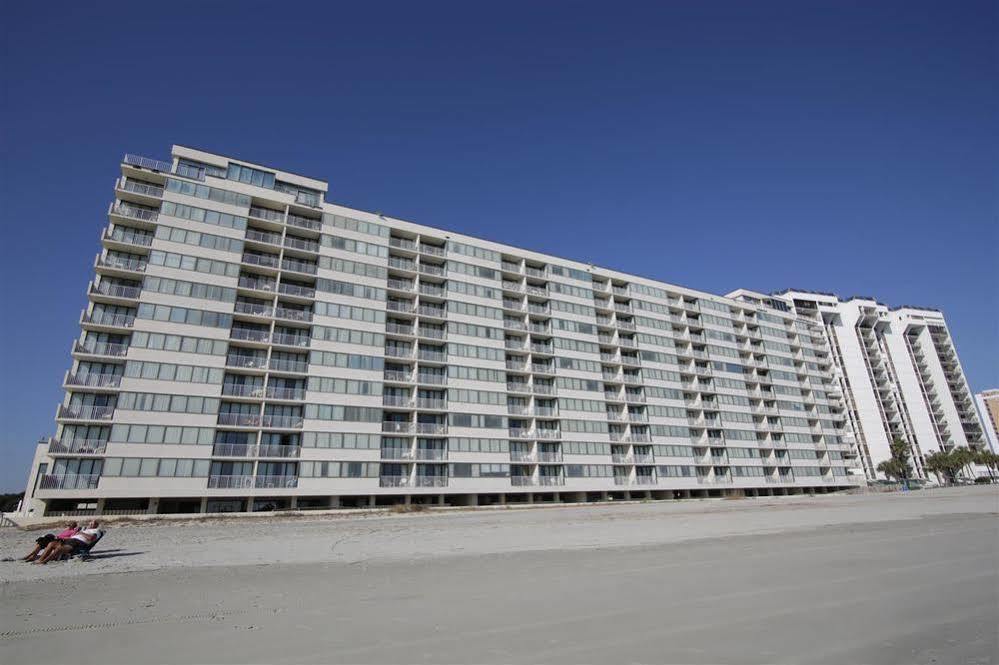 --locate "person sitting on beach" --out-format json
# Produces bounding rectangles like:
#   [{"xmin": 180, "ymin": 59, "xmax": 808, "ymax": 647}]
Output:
[
  {"xmin": 33, "ymin": 521, "xmax": 104, "ymax": 564},
  {"xmin": 22, "ymin": 521, "xmax": 80, "ymax": 562}
]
